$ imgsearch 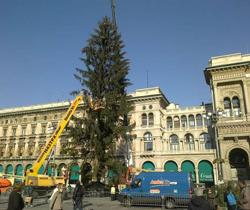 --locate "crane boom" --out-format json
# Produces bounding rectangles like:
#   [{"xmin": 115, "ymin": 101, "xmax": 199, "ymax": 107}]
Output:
[{"xmin": 28, "ymin": 95, "xmax": 83, "ymax": 176}]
